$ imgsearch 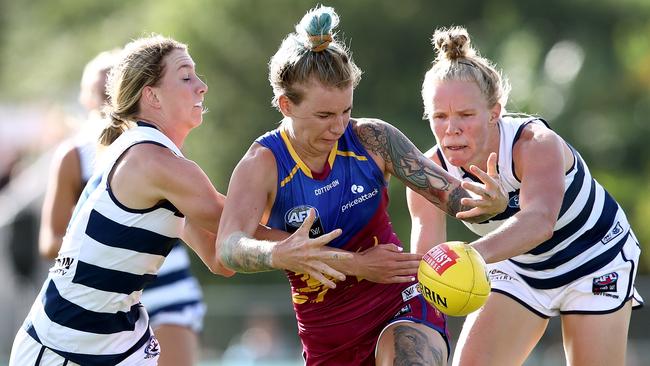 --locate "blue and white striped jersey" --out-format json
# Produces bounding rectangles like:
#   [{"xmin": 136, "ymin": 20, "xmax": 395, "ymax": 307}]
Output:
[
  {"xmin": 25, "ymin": 122, "xmax": 184, "ymax": 365},
  {"xmin": 436, "ymin": 115, "xmax": 635, "ymax": 289},
  {"xmin": 75, "ymin": 128, "xmax": 204, "ymax": 321}
]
